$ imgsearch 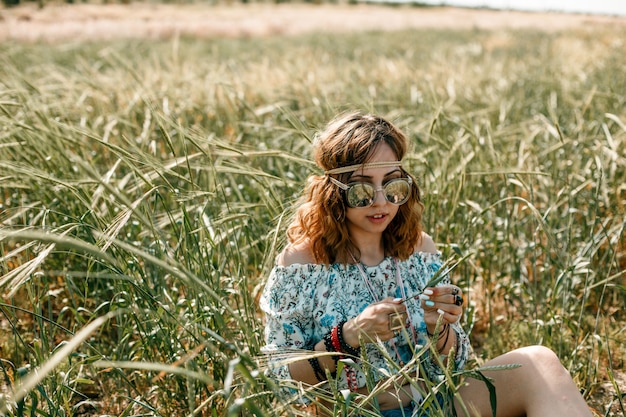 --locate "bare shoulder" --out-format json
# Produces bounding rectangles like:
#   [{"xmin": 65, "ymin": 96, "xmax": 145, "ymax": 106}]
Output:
[
  {"xmin": 276, "ymin": 240, "xmax": 316, "ymax": 266},
  {"xmin": 414, "ymin": 231, "xmax": 438, "ymax": 254}
]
